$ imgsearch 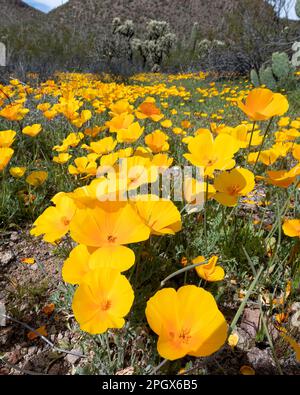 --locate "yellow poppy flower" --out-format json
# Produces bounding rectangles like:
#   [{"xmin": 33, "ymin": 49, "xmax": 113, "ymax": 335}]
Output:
[
  {"xmin": 118, "ymin": 156, "xmax": 158, "ymax": 191},
  {"xmin": 109, "ymin": 99, "xmax": 133, "ymax": 117},
  {"xmin": 145, "ymin": 130, "xmax": 169, "ymax": 153},
  {"xmin": 9, "ymin": 166, "xmax": 26, "ymax": 178},
  {"xmin": 68, "ymin": 157, "xmax": 97, "ymax": 177},
  {"xmin": 266, "ymin": 165, "xmax": 300, "ymax": 188},
  {"xmin": 136, "ymin": 98, "xmax": 164, "ymax": 122},
  {"xmin": 62, "ymin": 244, "xmax": 92, "ymax": 285},
  {"xmin": 72, "ymin": 267, "xmax": 134, "ymax": 334},
  {"xmin": 282, "ymin": 219, "xmax": 300, "ymax": 238},
  {"xmin": 193, "ymin": 255, "xmax": 225, "ymax": 282},
  {"xmin": 145, "ymin": 285, "xmax": 227, "ymax": 360},
  {"xmin": 160, "ymin": 119, "xmax": 172, "ymax": 128},
  {"xmin": 70, "ymin": 201, "xmax": 150, "ymax": 247},
  {"xmin": 214, "ymin": 168, "xmax": 255, "ymax": 207},
  {"xmin": 89, "ymin": 137, "xmax": 117, "ymax": 155},
  {"xmin": 26, "ymin": 171, "xmax": 48, "ymax": 187},
  {"xmin": 134, "ymin": 196, "xmax": 182, "ymax": 235},
  {"xmin": 238, "ymin": 88, "xmax": 289, "ymax": 121},
  {"xmin": 0, "ymin": 130, "xmax": 16, "ymax": 148},
  {"xmin": 247, "ymin": 149, "xmax": 279, "ymax": 166},
  {"xmin": 30, "ymin": 193, "xmax": 76, "ymax": 243},
  {"xmin": 0, "ymin": 148, "xmax": 14, "ymax": 171},
  {"xmin": 152, "ymin": 153, "xmax": 173, "ymax": 173},
  {"xmin": 116, "ymin": 122, "xmax": 144, "ymax": 144},
  {"xmin": 0, "ymin": 103, "xmax": 29, "ymax": 121},
  {"xmin": 106, "ymin": 113, "xmax": 134, "ymax": 132},
  {"xmin": 293, "ymin": 144, "xmax": 300, "ymax": 161},
  {"xmin": 22, "ymin": 124, "xmax": 42, "ymax": 137},
  {"xmin": 184, "ymin": 133, "xmax": 239, "ymax": 177}
]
